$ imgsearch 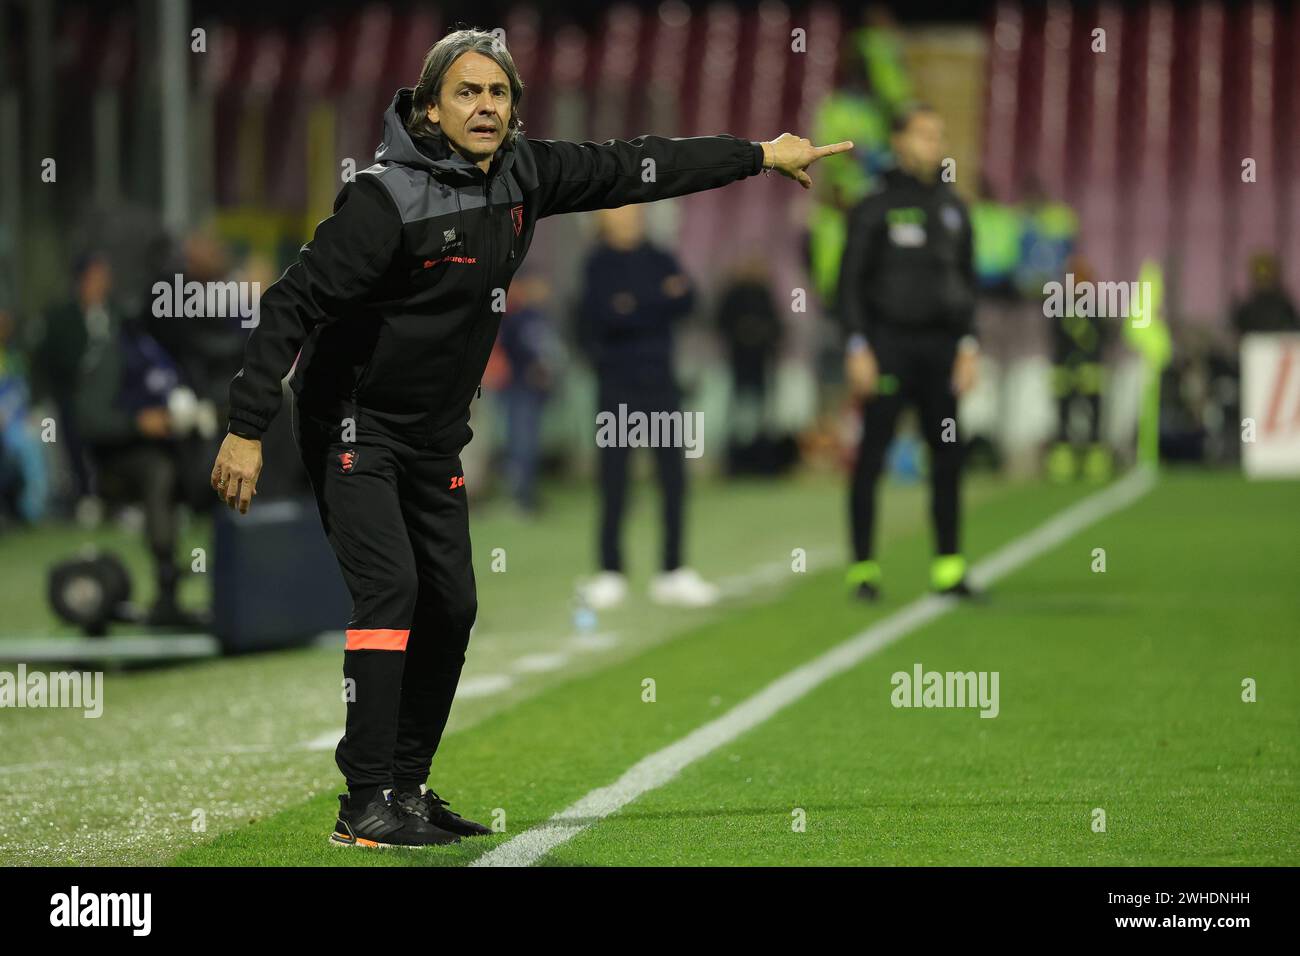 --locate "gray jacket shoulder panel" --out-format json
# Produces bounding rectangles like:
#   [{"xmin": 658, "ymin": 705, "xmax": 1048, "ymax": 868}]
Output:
[{"xmin": 360, "ymin": 163, "xmax": 467, "ymax": 224}]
